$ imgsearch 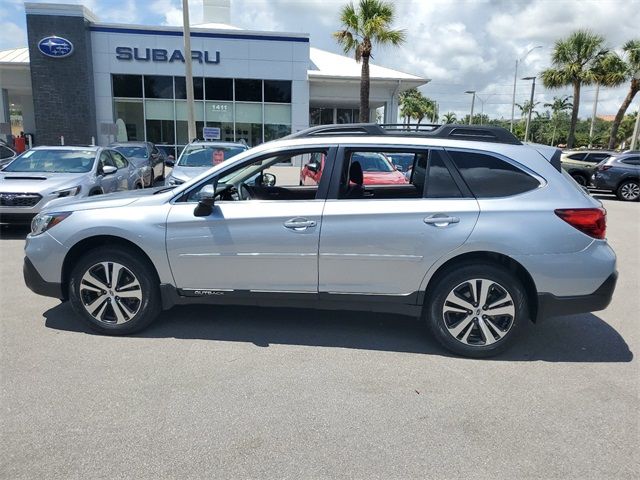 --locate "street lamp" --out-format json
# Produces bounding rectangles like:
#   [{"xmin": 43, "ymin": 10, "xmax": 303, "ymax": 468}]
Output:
[
  {"xmin": 475, "ymin": 93, "xmax": 495, "ymax": 125},
  {"xmin": 182, "ymin": 0, "xmax": 197, "ymax": 142},
  {"xmin": 522, "ymin": 76, "xmax": 536, "ymax": 143},
  {"xmin": 465, "ymin": 90, "xmax": 476, "ymax": 125},
  {"xmin": 510, "ymin": 46, "xmax": 542, "ymax": 132}
]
